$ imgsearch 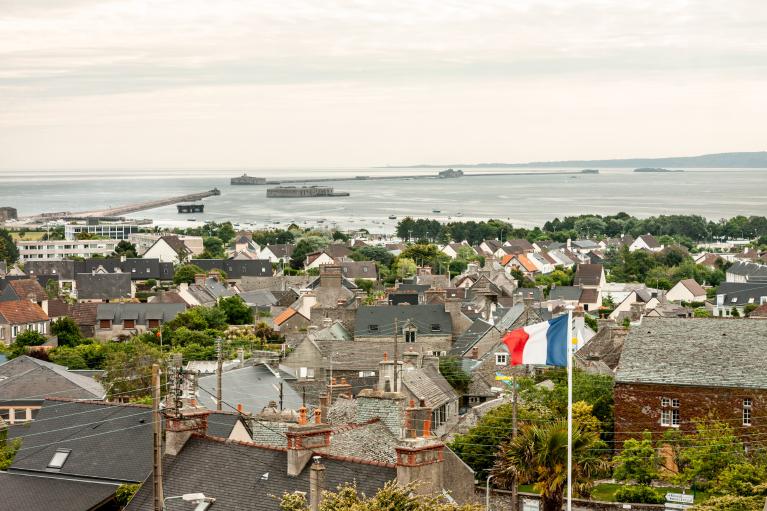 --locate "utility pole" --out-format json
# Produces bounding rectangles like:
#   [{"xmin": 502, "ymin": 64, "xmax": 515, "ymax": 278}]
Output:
[
  {"xmin": 511, "ymin": 373, "xmax": 519, "ymax": 511},
  {"xmin": 393, "ymin": 317, "xmax": 398, "ymax": 393},
  {"xmin": 215, "ymin": 338, "xmax": 223, "ymax": 411},
  {"xmin": 328, "ymin": 352, "xmax": 334, "ymax": 406},
  {"xmin": 151, "ymin": 364, "xmax": 164, "ymax": 511},
  {"xmin": 279, "ymin": 382, "xmax": 284, "ymax": 411}
]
